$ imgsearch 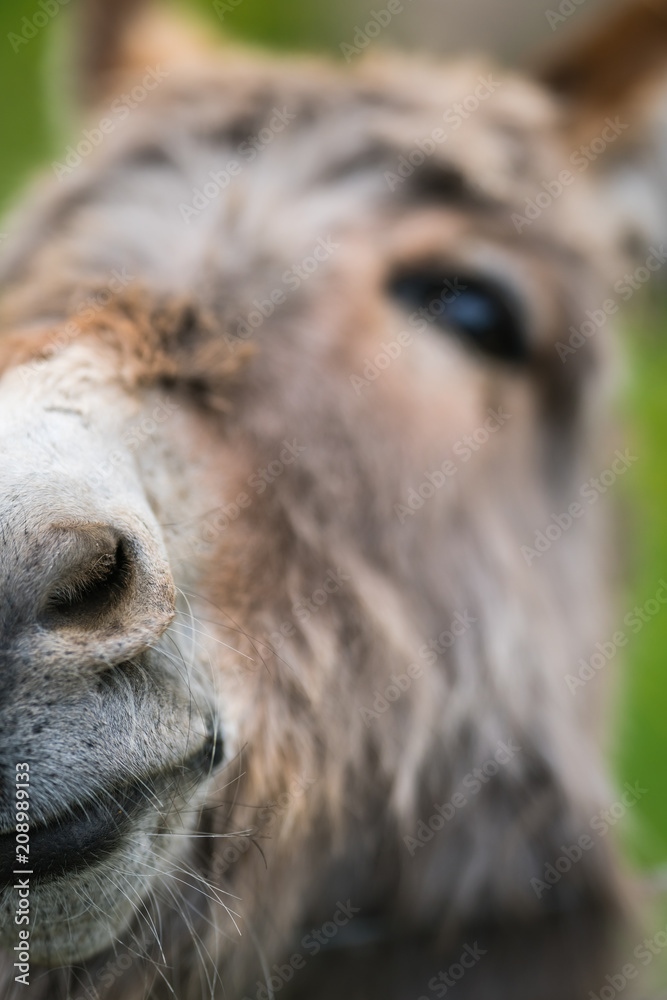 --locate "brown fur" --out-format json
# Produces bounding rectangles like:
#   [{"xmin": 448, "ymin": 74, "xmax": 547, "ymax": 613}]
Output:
[{"xmin": 0, "ymin": 4, "xmax": 659, "ymax": 999}]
